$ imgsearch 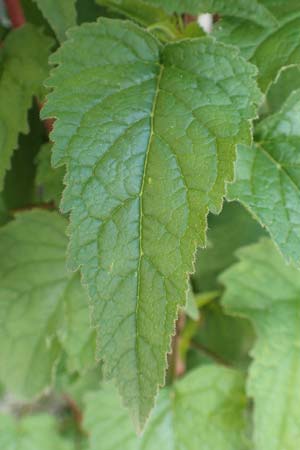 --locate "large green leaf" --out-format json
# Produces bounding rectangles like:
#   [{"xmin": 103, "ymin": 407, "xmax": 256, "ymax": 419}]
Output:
[
  {"xmin": 220, "ymin": 239, "xmax": 300, "ymax": 450},
  {"xmin": 0, "ymin": 414, "xmax": 73, "ymax": 450},
  {"xmin": 228, "ymin": 90, "xmax": 300, "ymax": 264},
  {"xmin": 0, "ymin": 210, "xmax": 93, "ymax": 397},
  {"xmin": 84, "ymin": 366, "xmax": 249, "ymax": 450},
  {"xmin": 260, "ymin": 0, "xmax": 300, "ymax": 19},
  {"xmin": 0, "ymin": 24, "xmax": 52, "ymax": 190},
  {"xmin": 42, "ymin": 18, "xmax": 260, "ymax": 429},
  {"xmin": 144, "ymin": 0, "xmax": 276, "ymax": 26},
  {"xmin": 32, "ymin": 0, "xmax": 77, "ymax": 41}
]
